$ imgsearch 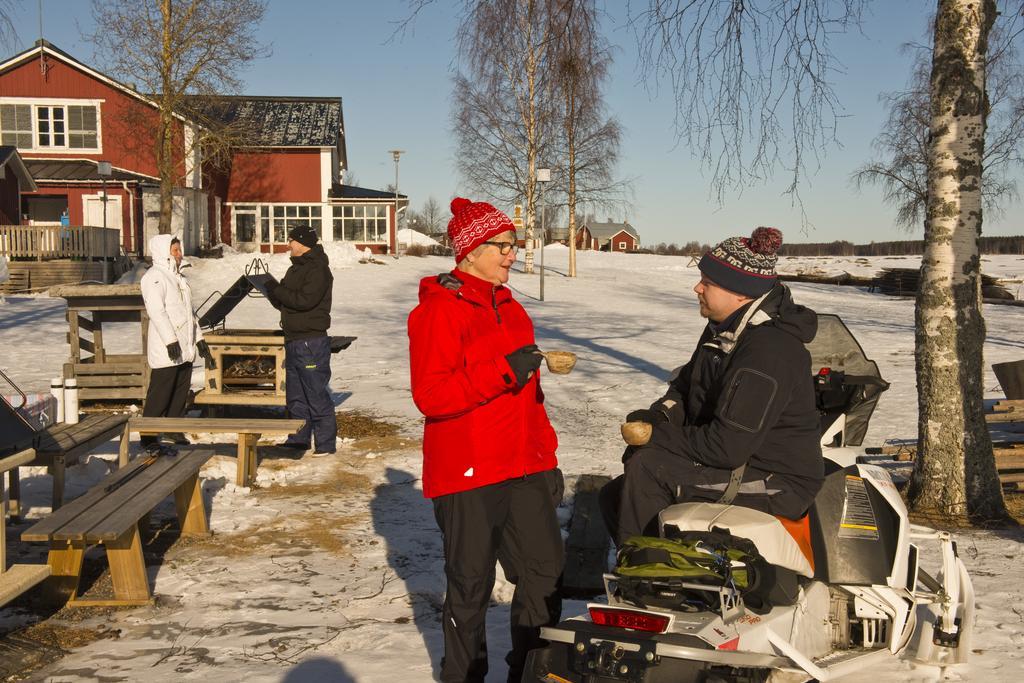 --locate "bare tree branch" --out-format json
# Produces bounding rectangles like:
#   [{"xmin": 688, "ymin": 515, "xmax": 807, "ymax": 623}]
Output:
[{"xmin": 629, "ymin": 0, "xmax": 866, "ymax": 213}]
